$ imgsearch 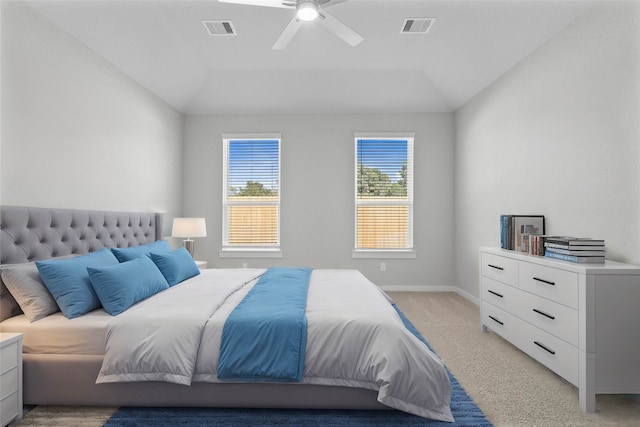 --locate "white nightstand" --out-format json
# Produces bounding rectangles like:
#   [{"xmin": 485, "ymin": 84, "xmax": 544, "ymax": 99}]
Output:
[
  {"xmin": 195, "ymin": 260, "xmax": 208, "ymax": 269},
  {"xmin": 0, "ymin": 333, "xmax": 23, "ymax": 426}
]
